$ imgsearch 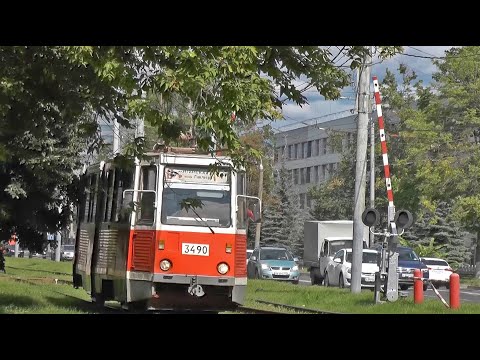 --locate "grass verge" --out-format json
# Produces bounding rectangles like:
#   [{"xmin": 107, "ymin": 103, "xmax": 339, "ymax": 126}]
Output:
[
  {"xmin": 245, "ymin": 279, "xmax": 480, "ymax": 314},
  {"xmin": 3, "ymin": 257, "xmax": 480, "ymax": 314}
]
